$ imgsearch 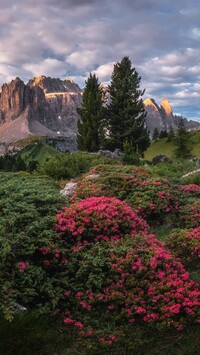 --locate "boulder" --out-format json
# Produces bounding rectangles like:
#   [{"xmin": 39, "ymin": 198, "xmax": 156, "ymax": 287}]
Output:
[
  {"xmin": 98, "ymin": 148, "xmax": 122, "ymax": 159},
  {"xmin": 60, "ymin": 181, "xmax": 77, "ymax": 198},
  {"xmin": 152, "ymin": 154, "xmax": 173, "ymax": 165}
]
